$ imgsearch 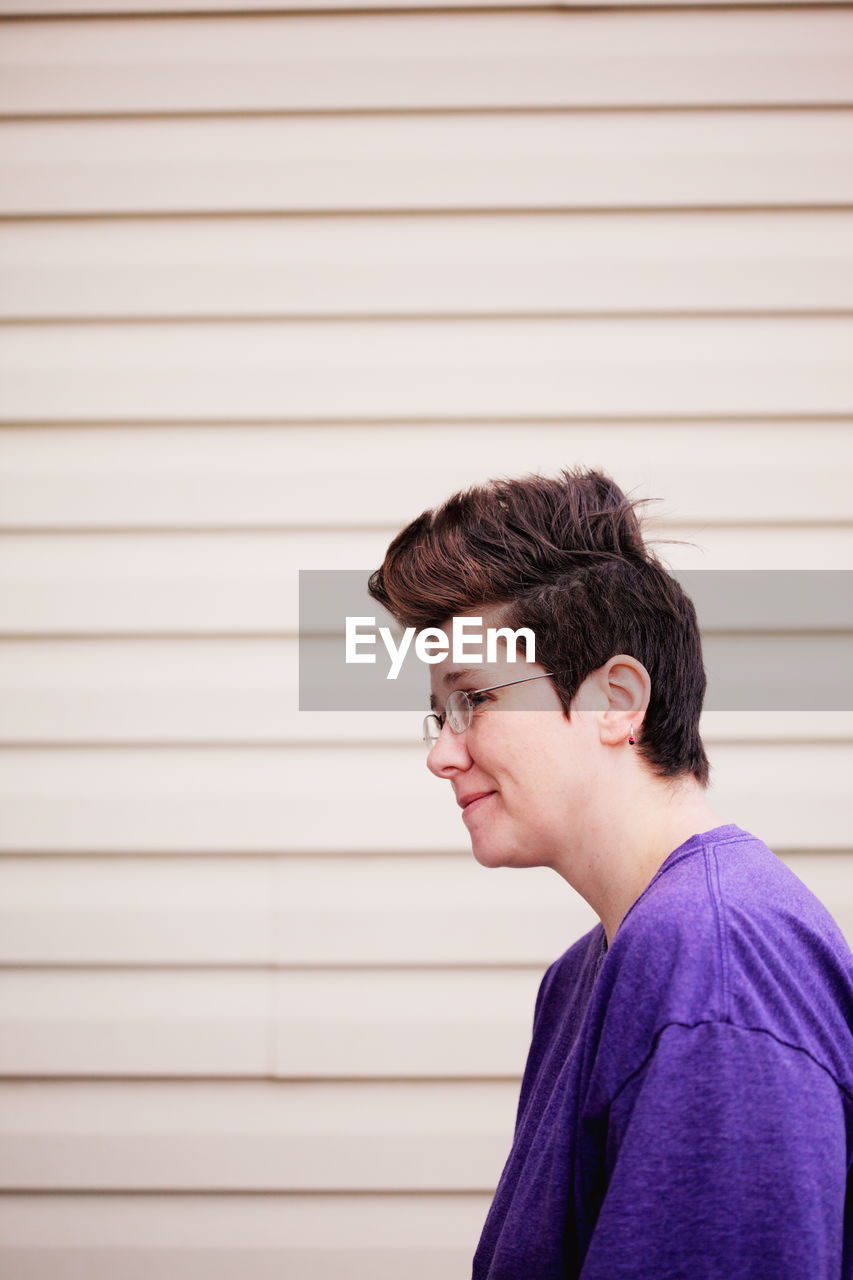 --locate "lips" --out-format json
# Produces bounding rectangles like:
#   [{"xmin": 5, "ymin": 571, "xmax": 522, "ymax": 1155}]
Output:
[{"xmin": 458, "ymin": 790, "xmax": 496, "ymax": 812}]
